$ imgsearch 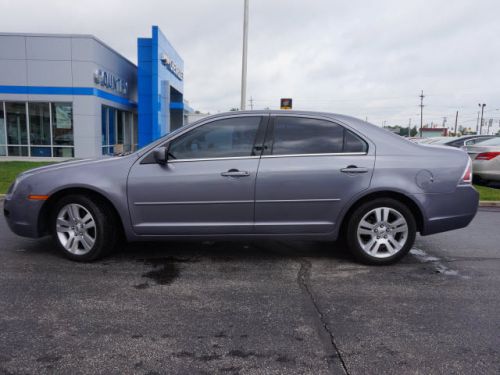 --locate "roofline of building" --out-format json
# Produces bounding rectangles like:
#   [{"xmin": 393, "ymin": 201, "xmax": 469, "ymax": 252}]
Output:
[{"xmin": 0, "ymin": 31, "xmax": 136, "ymax": 68}]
